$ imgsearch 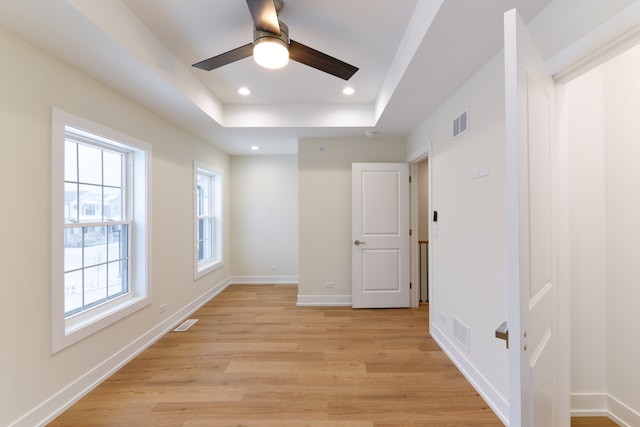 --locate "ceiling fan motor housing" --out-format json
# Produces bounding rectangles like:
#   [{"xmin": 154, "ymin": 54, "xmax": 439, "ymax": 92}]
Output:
[{"xmin": 254, "ymin": 20, "xmax": 289, "ymax": 47}]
